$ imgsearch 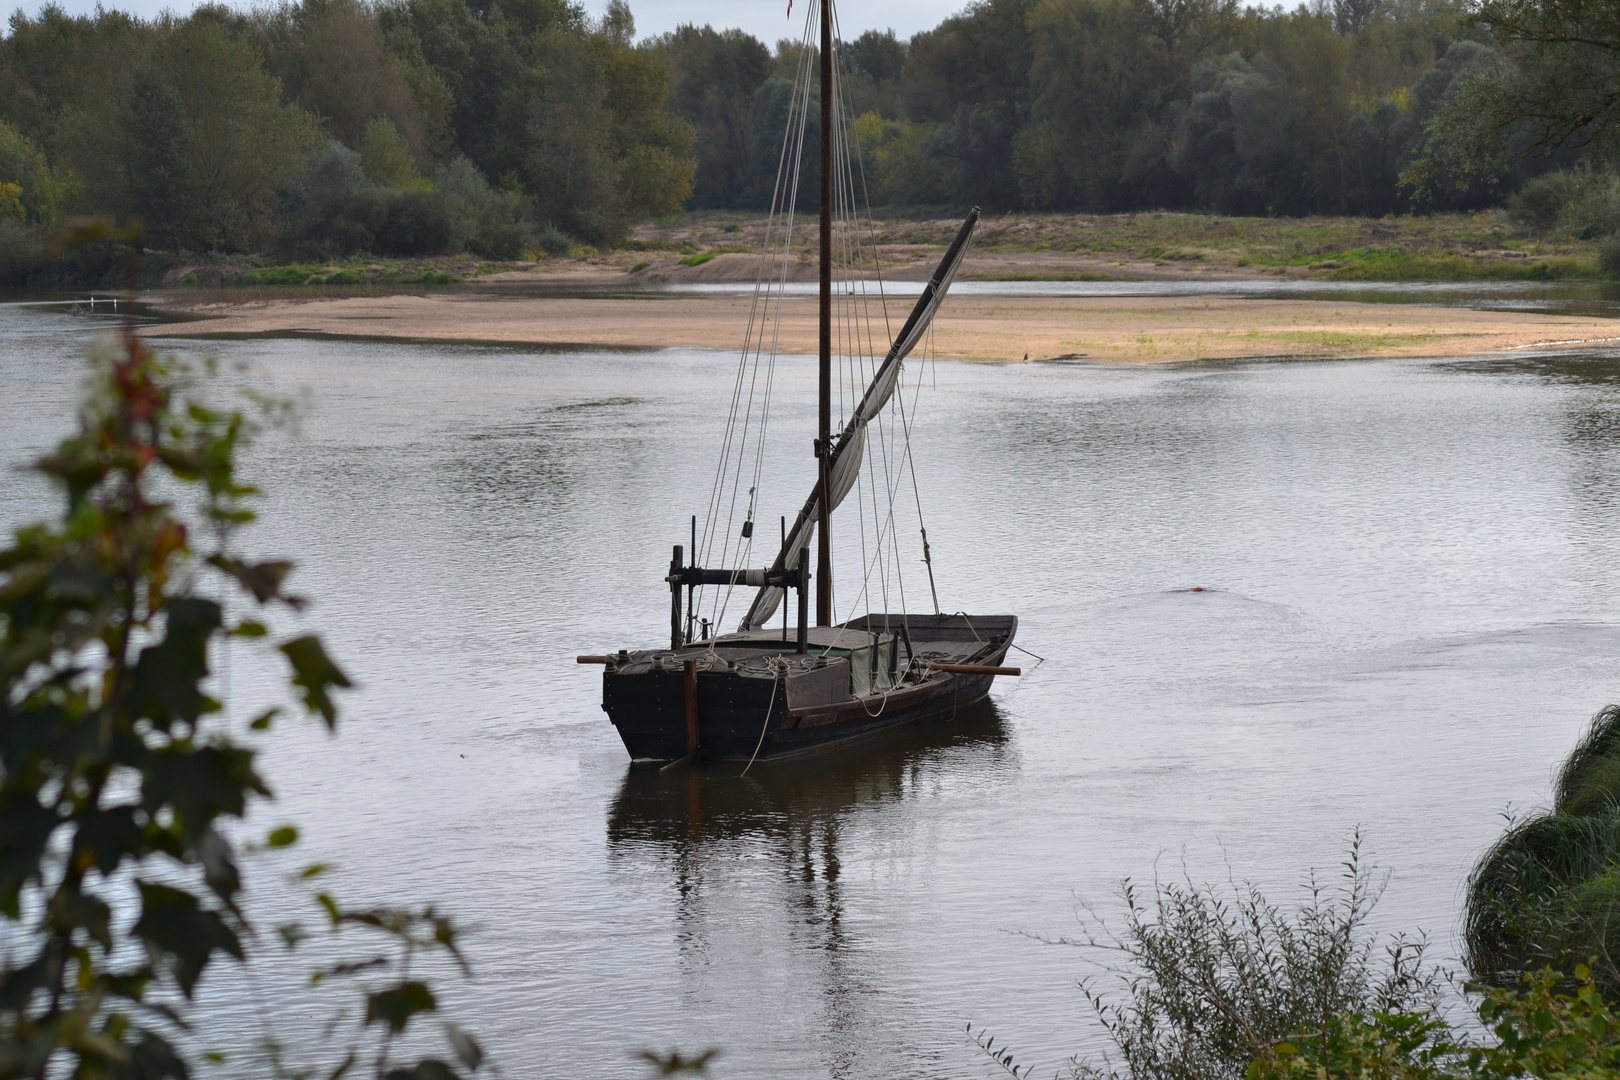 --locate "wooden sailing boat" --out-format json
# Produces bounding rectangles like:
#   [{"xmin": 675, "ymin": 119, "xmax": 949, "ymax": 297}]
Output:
[{"xmin": 579, "ymin": 0, "xmax": 1018, "ymax": 764}]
